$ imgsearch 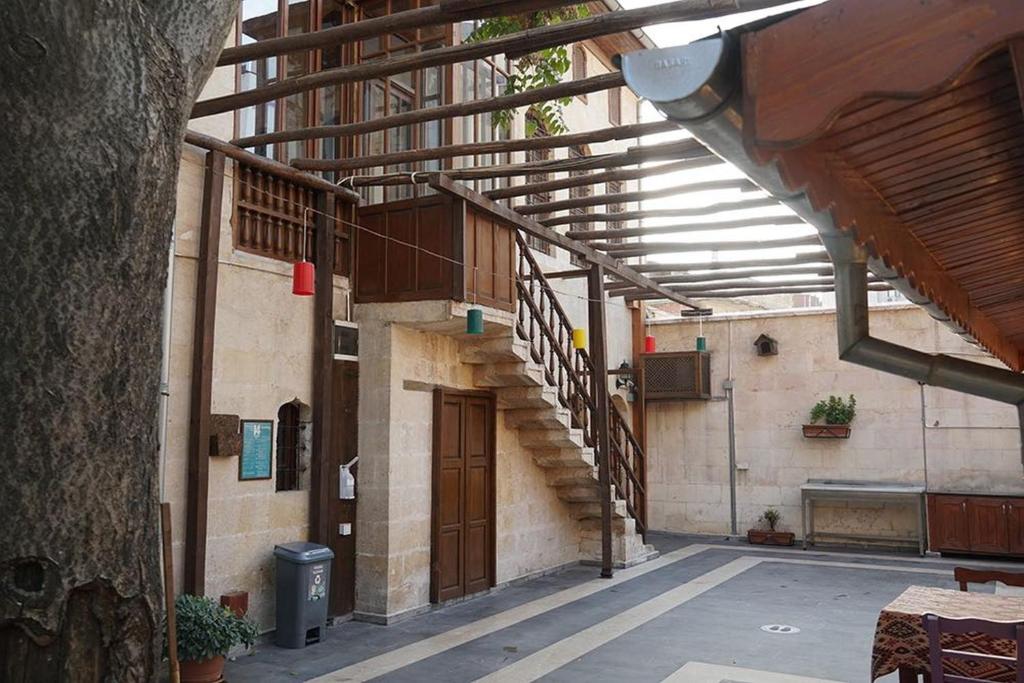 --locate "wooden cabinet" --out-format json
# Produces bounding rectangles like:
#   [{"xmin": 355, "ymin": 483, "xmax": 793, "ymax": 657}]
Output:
[{"xmin": 928, "ymin": 493, "xmax": 1024, "ymax": 557}]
